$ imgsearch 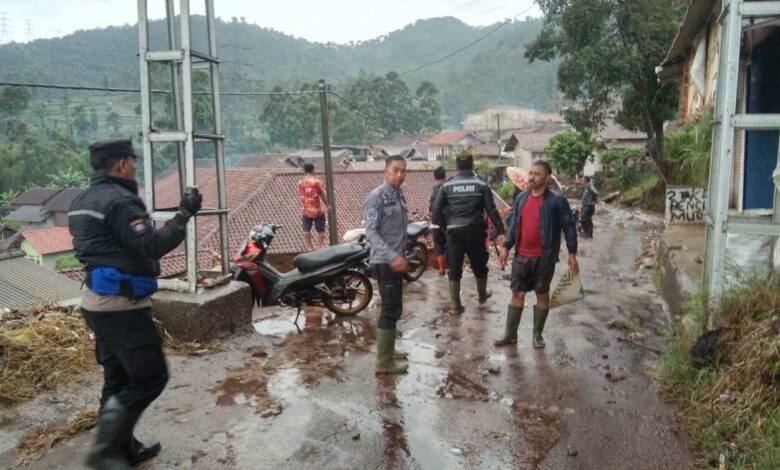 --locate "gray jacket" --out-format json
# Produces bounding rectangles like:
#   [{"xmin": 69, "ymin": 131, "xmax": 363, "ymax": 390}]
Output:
[{"xmin": 363, "ymin": 182, "xmax": 408, "ymax": 265}]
